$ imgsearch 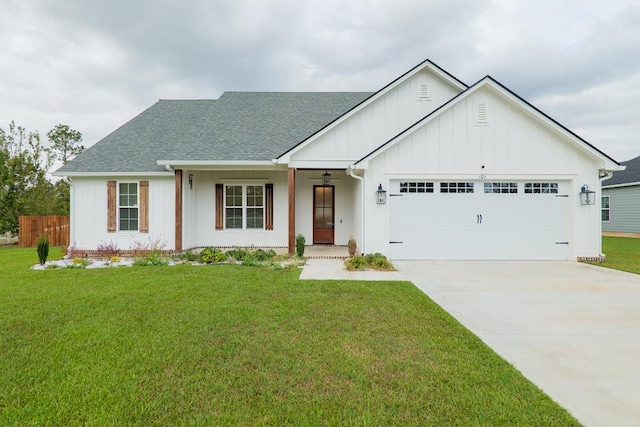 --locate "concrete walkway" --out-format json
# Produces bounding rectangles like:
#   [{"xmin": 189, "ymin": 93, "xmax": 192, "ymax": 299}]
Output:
[{"xmin": 300, "ymin": 259, "xmax": 640, "ymax": 426}]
